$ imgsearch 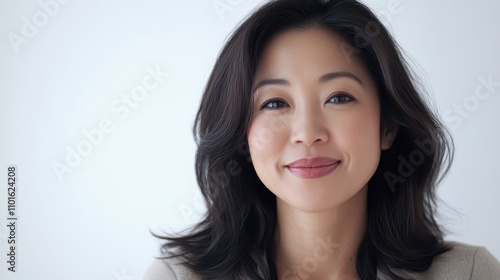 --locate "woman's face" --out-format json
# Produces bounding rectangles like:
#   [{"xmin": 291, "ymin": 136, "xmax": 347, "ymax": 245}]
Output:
[{"xmin": 247, "ymin": 28, "xmax": 395, "ymax": 212}]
